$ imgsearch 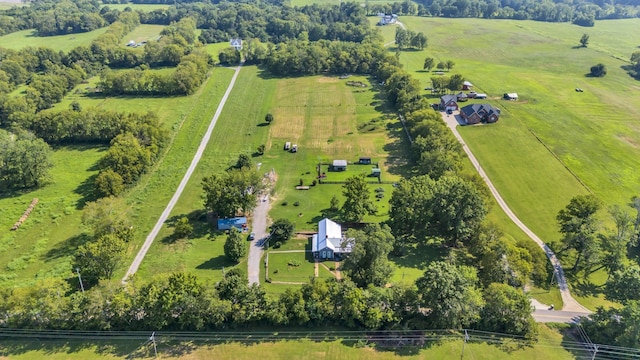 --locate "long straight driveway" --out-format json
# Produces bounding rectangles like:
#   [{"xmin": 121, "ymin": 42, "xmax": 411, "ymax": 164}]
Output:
[
  {"xmin": 122, "ymin": 63, "xmax": 244, "ymax": 283},
  {"xmin": 441, "ymin": 111, "xmax": 590, "ymax": 313}
]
